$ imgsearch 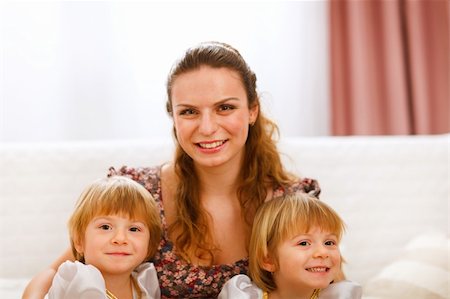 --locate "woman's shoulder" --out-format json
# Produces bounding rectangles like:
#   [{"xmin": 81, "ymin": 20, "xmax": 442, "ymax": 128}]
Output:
[
  {"xmin": 108, "ymin": 165, "xmax": 162, "ymax": 196},
  {"xmin": 218, "ymin": 274, "xmax": 263, "ymax": 299},
  {"xmin": 108, "ymin": 165, "xmax": 161, "ymax": 180},
  {"xmin": 273, "ymin": 176, "xmax": 321, "ymax": 198}
]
